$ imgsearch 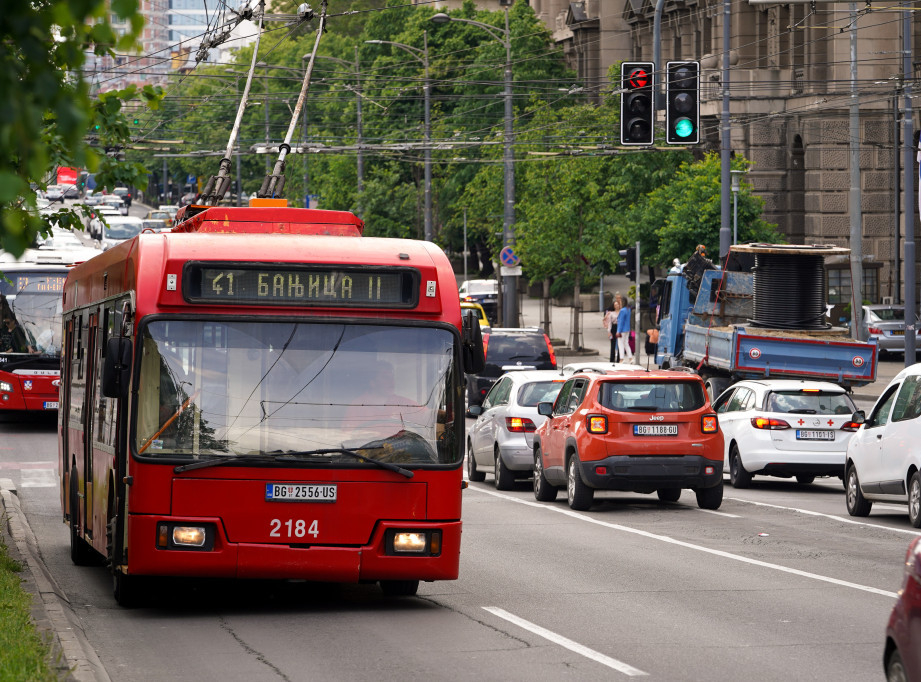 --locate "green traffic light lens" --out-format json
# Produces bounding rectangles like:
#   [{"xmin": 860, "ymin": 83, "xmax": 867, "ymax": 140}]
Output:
[{"xmin": 674, "ymin": 118, "xmax": 694, "ymax": 138}]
